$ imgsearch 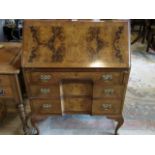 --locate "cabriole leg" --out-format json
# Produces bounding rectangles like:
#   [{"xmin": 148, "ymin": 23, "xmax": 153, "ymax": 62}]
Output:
[
  {"xmin": 114, "ymin": 116, "xmax": 124, "ymax": 135},
  {"xmin": 107, "ymin": 115, "xmax": 124, "ymax": 135}
]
